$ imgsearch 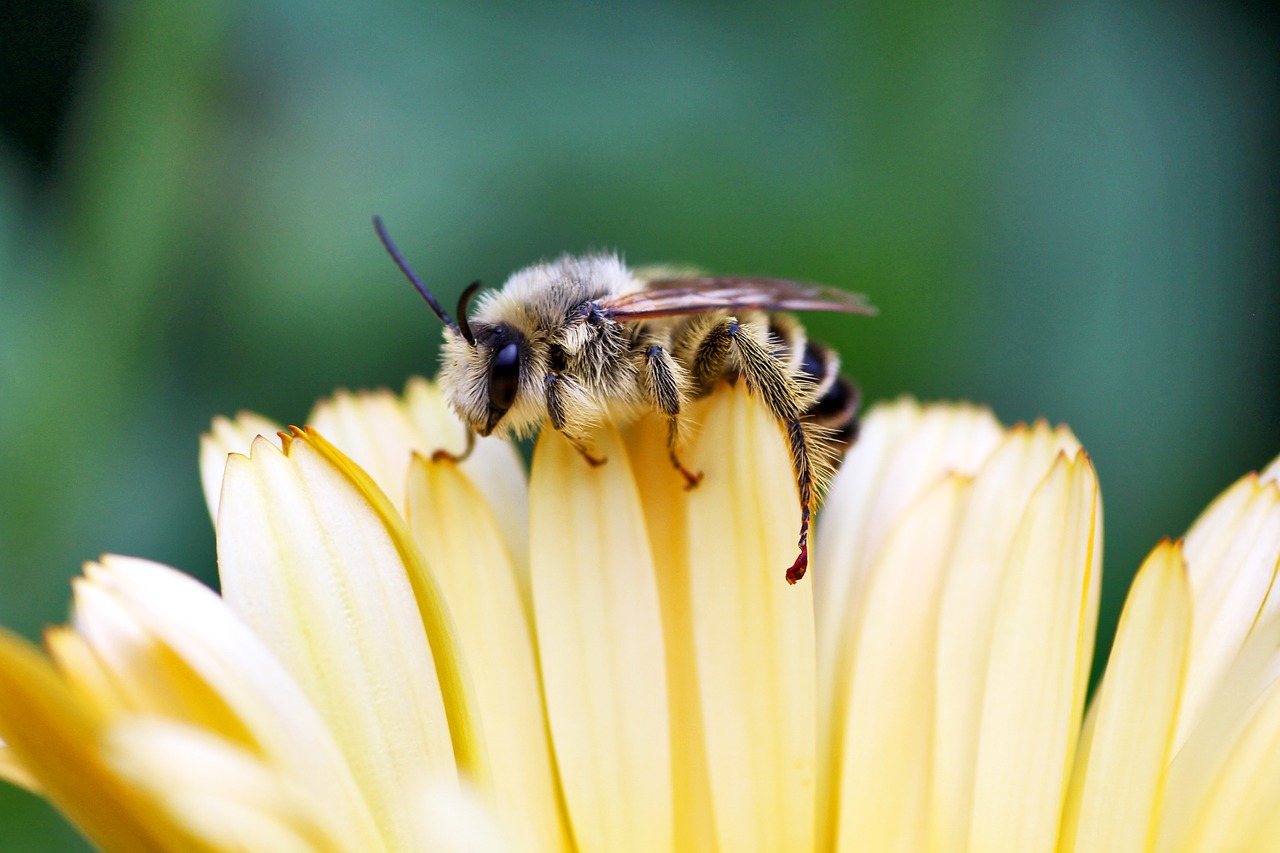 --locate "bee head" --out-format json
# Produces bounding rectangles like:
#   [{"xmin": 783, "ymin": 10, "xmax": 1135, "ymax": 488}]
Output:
[
  {"xmin": 375, "ymin": 216, "xmax": 536, "ymax": 439},
  {"xmin": 434, "ymin": 317, "xmax": 532, "ymax": 438},
  {"xmin": 472, "ymin": 325, "xmax": 526, "ymax": 436}
]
